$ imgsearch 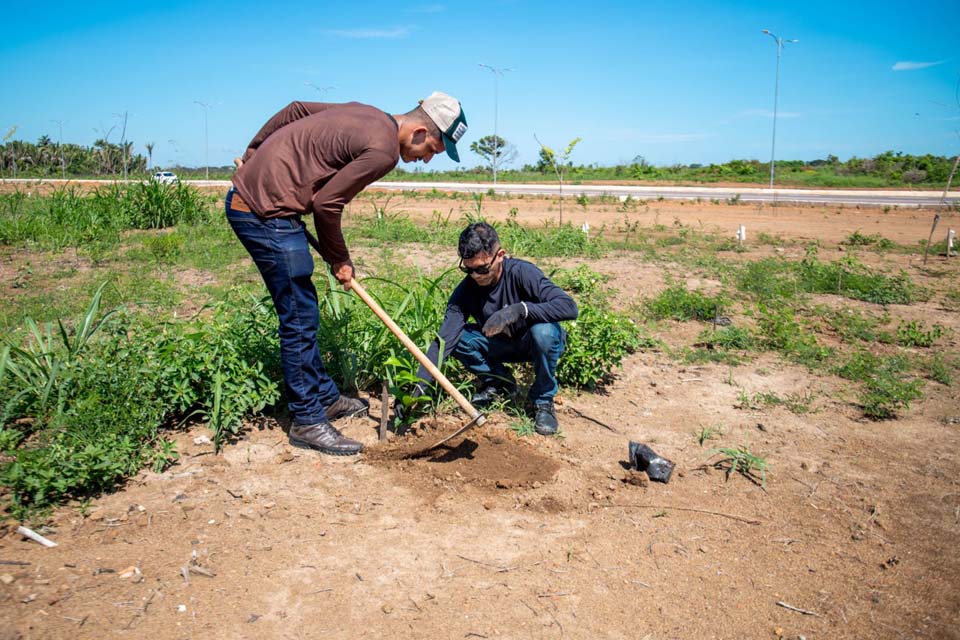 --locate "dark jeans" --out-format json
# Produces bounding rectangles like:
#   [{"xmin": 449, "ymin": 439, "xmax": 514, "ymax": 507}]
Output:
[
  {"xmin": 225, "ymin": 189, "xmax": 340, "ymax": 425},
  {"xmin": 453, "ymin": 322, "xmax": 566, "ymax": 406}
]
